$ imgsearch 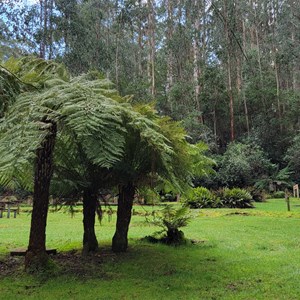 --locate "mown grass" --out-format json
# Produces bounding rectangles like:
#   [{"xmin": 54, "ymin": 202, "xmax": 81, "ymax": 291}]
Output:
[{"xmin": 1, "ymin": 198, "xmax": 300, "ymax": 299}]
